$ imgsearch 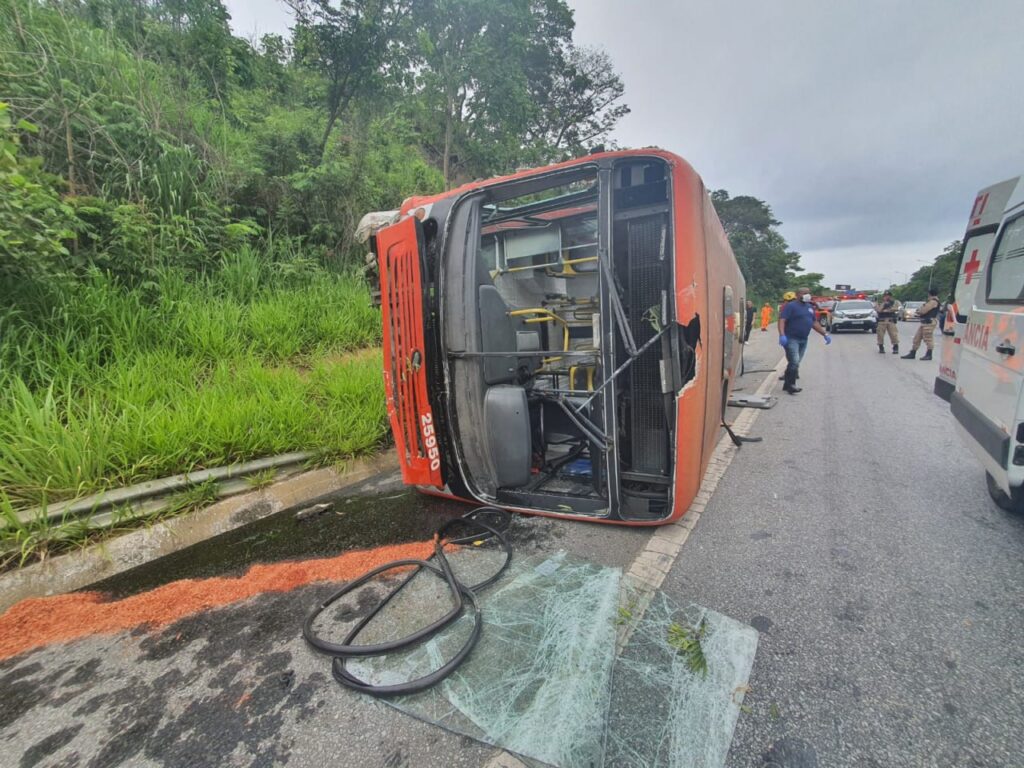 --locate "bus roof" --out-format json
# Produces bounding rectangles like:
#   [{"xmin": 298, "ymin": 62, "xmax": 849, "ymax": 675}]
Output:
[{"xmin": 399, "ymin": 148, "xmax": 698, "ymax": 215}]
